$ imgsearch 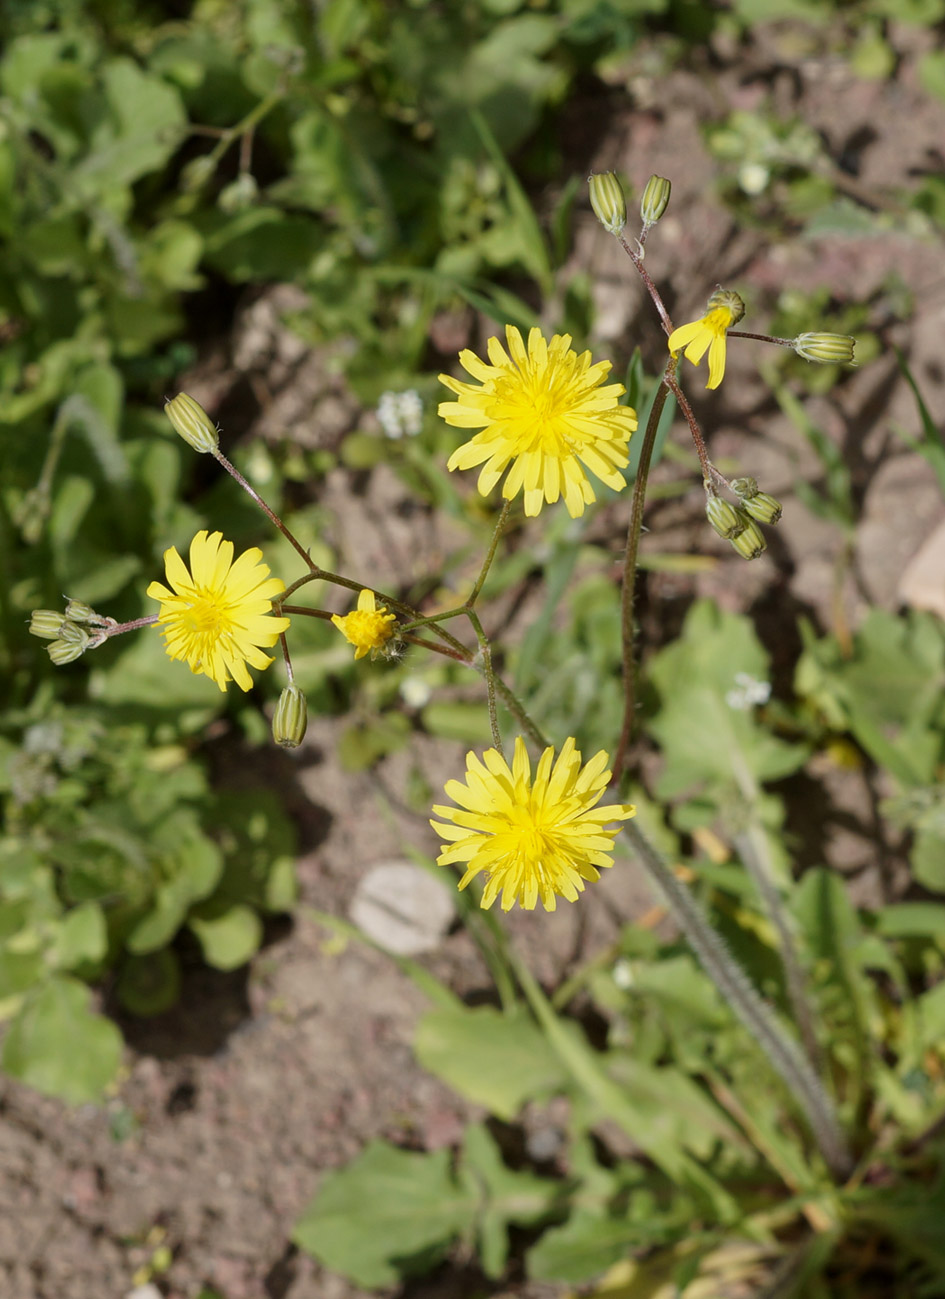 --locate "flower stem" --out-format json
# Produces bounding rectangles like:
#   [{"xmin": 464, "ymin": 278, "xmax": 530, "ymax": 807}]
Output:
[
  {"xmin": 464, "ymin": 608, "xmax": 502, "ymax": 751},
  {"xmin": 663, "ymin": 373, "xmax": 712, "ymax": 481},
  {"xmin": 623, "ymin": 819, "xmax": 853, "ymax": 1181},
  {"xmin": 732, "ymin": 819, "xmax": 822, "ymax": 1074},
  {"xmin": 612, "ymin": 373, "xmax": 673, "ymax": 785},
  {"xmin": 213, "ymin": 448, "xmax": 319, "ymax": 572},
  {"xmin": 617, "ymin": 234, "xmax": 673, "ymax": 335},
  {"xmin": 728, "ymin": 329, "xmax": 795, "ymax": 347},
  {"xmin": 466, "ymin": 501, "xmax": 512, "ymax": 607}
]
